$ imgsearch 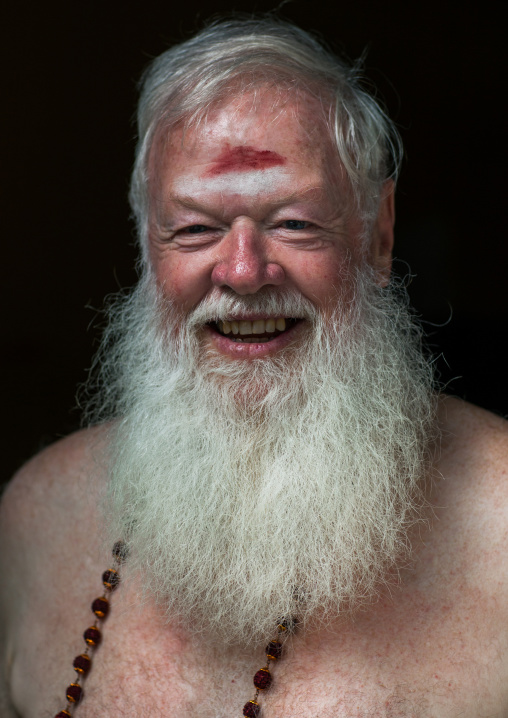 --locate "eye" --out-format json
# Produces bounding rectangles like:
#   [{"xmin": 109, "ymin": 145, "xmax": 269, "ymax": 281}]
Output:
[
  {"xmin": 282, "ymin": 220, "xmax": 308, "ymax": 230},
  {"xmin": 183, "ymin": 224, "xmax": 211, "ymax": 234}
]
